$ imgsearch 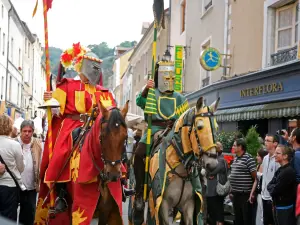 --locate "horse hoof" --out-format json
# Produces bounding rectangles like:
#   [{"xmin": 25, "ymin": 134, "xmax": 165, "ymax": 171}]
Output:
[
  {"xmin": 132, "ymin": 207, "xmax": 144, "ymax": 225},
  {"xmin": 134, "ymin": 196, "xmax": 145, "ymax": 212}
]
